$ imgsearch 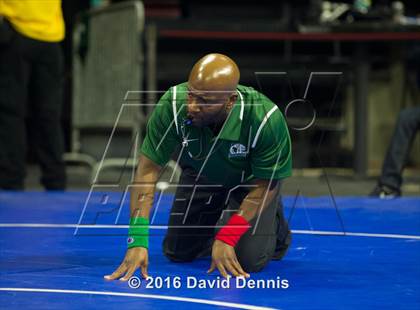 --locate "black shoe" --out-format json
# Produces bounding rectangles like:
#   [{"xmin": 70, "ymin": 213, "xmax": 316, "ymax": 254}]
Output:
[
  {"xmin": 369, "ymin": 184, "xmax": 401, "ymax": 199},
  {"xmin": 272, "ymin": 230, "xmax": 292, "ymax": 261},
  {"xmin": 195, "ymin": 239, "xmax": 213, "ymax": 259},
  {"xmin": 0, "ymin": 181, "xmax": 24, "ymax": 190}
]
